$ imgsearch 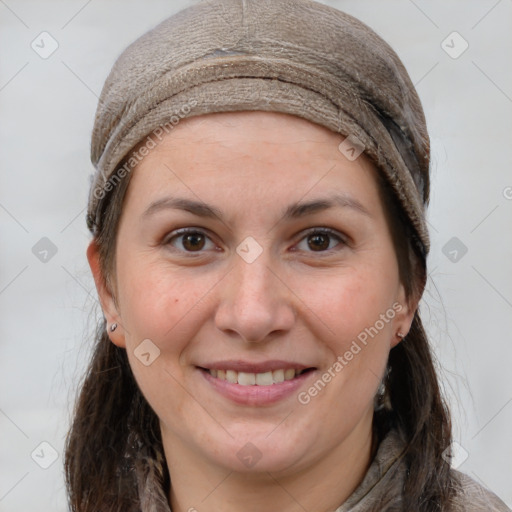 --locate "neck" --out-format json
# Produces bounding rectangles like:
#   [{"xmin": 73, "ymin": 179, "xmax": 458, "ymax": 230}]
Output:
[{"xmin": 161, "ymin": 409, "xmax": 375, "ymax": 512}]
